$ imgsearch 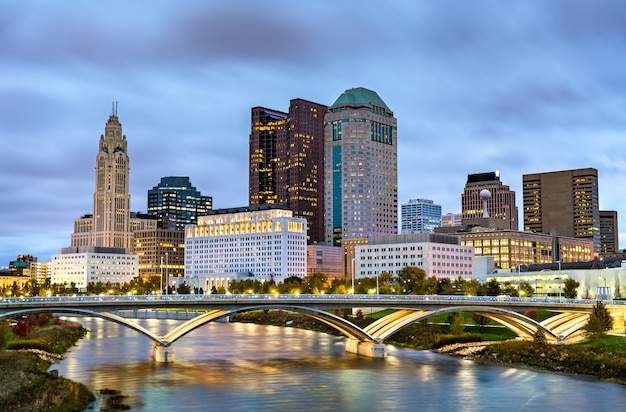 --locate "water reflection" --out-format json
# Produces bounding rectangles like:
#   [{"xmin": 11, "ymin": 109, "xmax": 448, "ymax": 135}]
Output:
[{"xmin": 54, "ymin": 317, "xmax": 626, "ymax": 412}]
